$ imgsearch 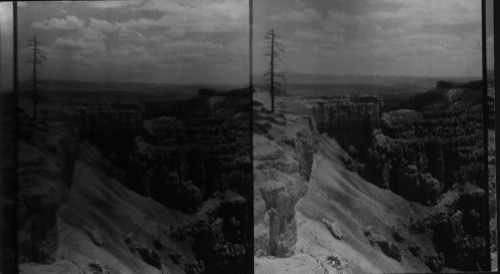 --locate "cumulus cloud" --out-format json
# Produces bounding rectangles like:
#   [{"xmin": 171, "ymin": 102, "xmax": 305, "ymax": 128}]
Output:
[
  {"xmin": 0, "ymin": 3, "xmax": 13, "ymax": 35},
  {"xmin": 118, "ymin": 0, "xmax": 248, "ymax": 35},
  {"xmin": 89, "ymin": 18, "xmax": 120, "ymax": 33},
  {"xmin": 122, "ymin": 0, "xmax": 248, "ymax": 35},
  {"xmin": 54, "ymin": 37, "xmax": 106, "ymax": 54},
  {"xmin": 32, "ymin": 15, "xmax": 84, "ymax": 30},
  {"xmin": 88, "ymin": 0, "xmax": 144, "ymax": 9},
  {"xmin": 270, "ymin": 8, "xmax": 322, "ymax": 23},
  {"xmin": 0, "ymin": 3, "xmax": 13, "ymax": 90},
  {"xmin": 292, "ymin": 29, "xmax": 344, "ymax": 45},
  {"xmin": 47, "ymin": 16, "xmax": 113, "ymax": 58},
  {"xmin": 17, "ymin": 0, "xmax": 249, "ymax": 84},
  {"xmin": 361, "ymin": 0, "xmax": 480, "ymax": 29}
]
